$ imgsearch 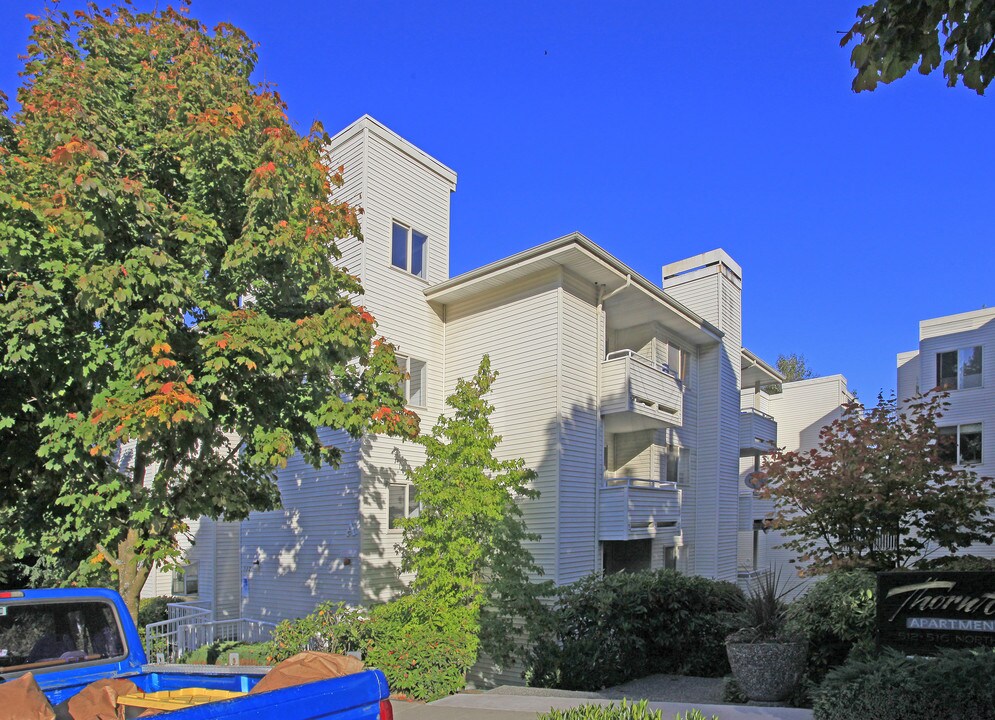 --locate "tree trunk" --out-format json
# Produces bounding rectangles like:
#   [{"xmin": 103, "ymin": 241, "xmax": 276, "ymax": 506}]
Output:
[{"xmin": 117, "ymin": 528, "xmax": 152, "ymax": 625}]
